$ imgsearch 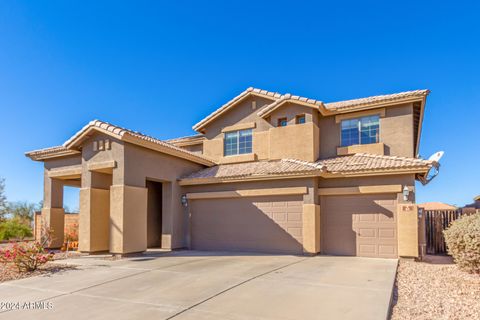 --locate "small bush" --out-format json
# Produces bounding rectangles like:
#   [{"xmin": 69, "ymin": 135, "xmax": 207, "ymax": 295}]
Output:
[
  {"xmin": 0, "ymin": 218, "xmax": 33, "ymax": 241},
  {"xmin": 0, "ymin": 242, "xmax": 53, "ymax": 272},
  {"xmin": 444, "ymin": 213, "xmax": 480, "ymax": 274}
]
